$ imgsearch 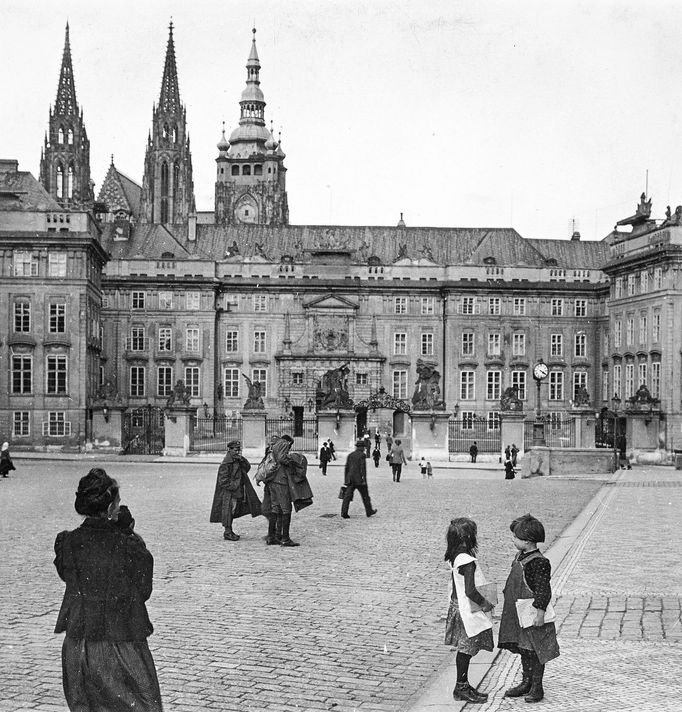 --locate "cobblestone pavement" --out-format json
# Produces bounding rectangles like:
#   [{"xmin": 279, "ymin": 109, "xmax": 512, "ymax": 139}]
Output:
[
  {"xmin": 468, "ymin": 467, "xmax": 682, "ymax": 712},
  {"xmin": 0, "ymin": 459, "xmax": 601, "ymax": 712}
]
